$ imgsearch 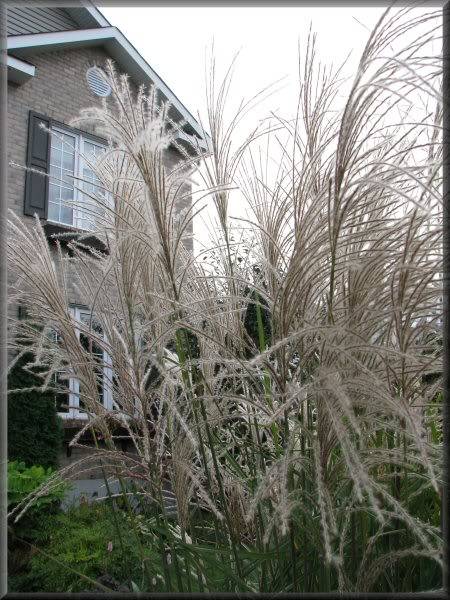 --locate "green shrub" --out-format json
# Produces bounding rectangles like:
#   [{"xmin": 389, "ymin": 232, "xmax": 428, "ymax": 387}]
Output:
[
  {"xmin": 12, "ymin": 503, "xmax": 157, "ymax": 593},
  {"xmin": 8, "ymin": 461, "xmax": 67, "ymax": 541},
  {"xmin": 8, "ymin": 460, "xmax": 69, "ymax": 589},
  {"xmin": 8, "ymin": 349, "xmax": 64, "ymax": 468},
  {"xmin": 8, "ymin": 461, "xmax": 66, "ymax": 510}
]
